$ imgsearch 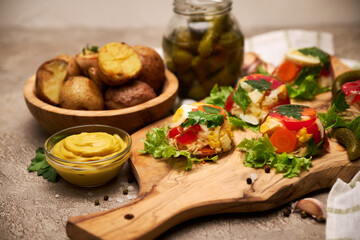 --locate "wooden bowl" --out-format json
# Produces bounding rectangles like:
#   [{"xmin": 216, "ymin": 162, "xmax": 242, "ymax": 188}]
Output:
[{"xmin": 23, "ymin": 69, "xmax": 178, "ymax": 135}]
